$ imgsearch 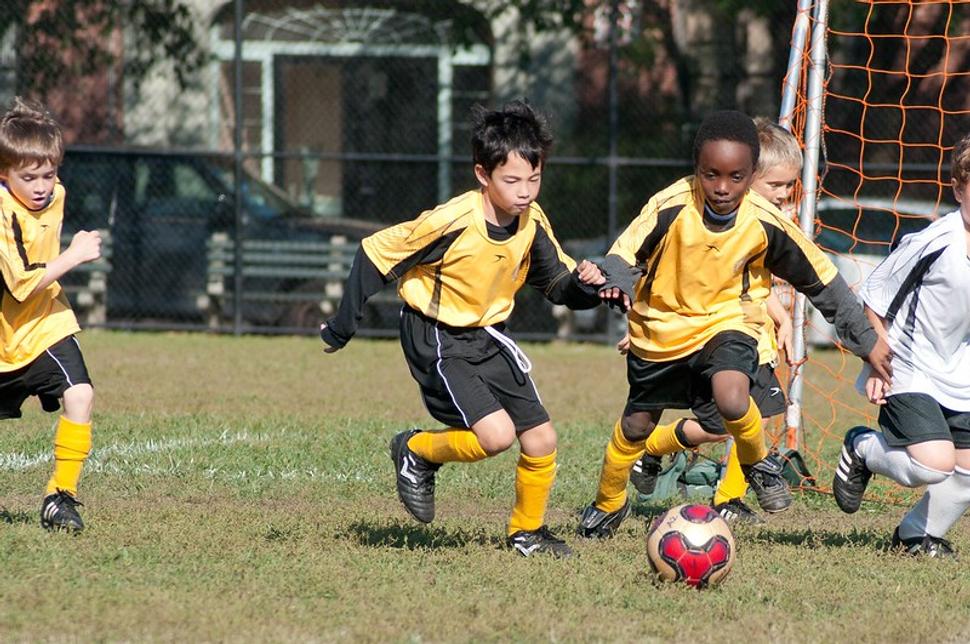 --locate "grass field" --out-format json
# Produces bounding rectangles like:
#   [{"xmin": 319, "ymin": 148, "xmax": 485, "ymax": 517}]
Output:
[{"xmin": 1, "ymin": 331, "xmax": 968, "ymax": 642}]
